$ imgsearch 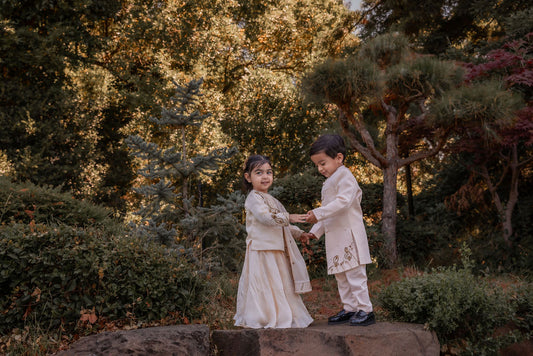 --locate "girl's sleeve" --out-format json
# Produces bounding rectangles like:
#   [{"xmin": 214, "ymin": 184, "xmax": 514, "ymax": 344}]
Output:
[
  {"xmin": 245, "ymin": 192, "xmax": 290, "ymax": 226},
  {"xmin": 313, "ymin": 171, "xmax": 359, "ymax": 222},
  {"xmin": 289, "ymin": 224, "xmax": 303, "ymax": 239}
]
